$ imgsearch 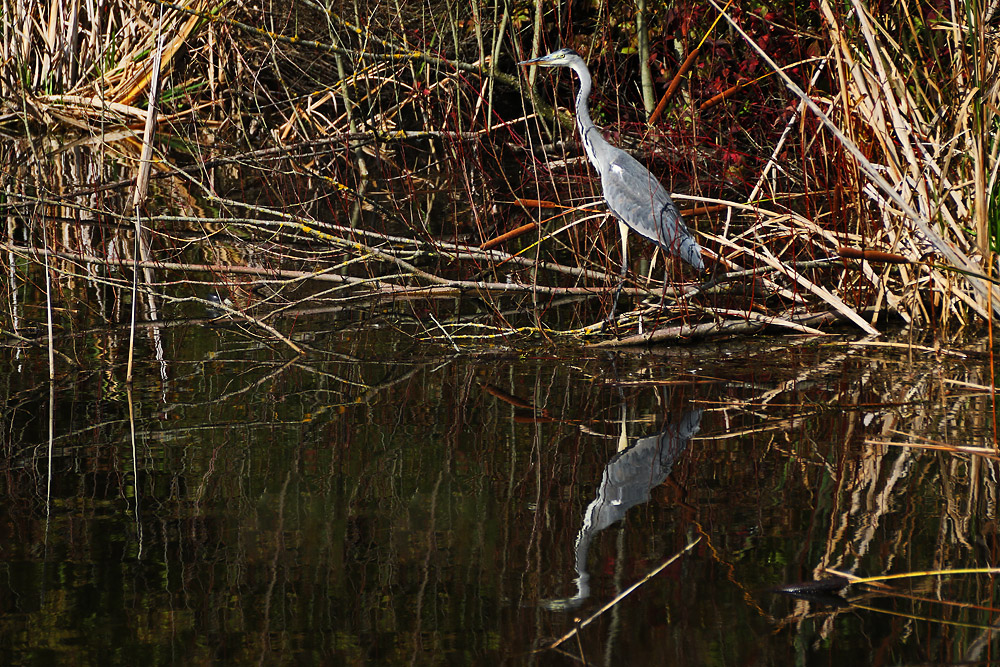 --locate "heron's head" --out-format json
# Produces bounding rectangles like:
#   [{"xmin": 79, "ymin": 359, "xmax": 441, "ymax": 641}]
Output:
[{"xmin": 517, "ymin": 48, "xmax": 582, "ymax": 68}]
